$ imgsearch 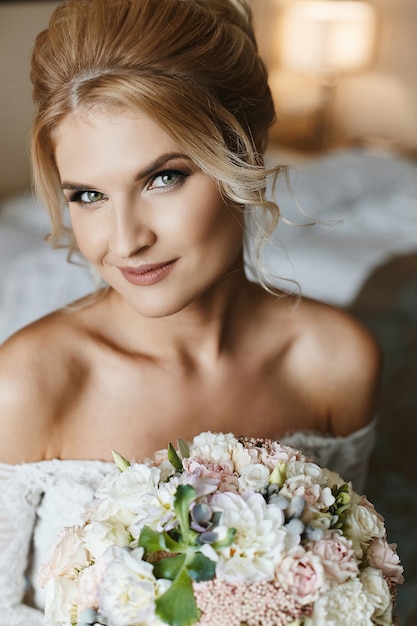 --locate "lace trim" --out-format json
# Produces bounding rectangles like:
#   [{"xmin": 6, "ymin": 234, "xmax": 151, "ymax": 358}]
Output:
[
  {"xmin": 281, "ymin": 417, "xmax": 377, "ymax": 493},
  {"xmin": 0, "ymin": 460, "xmax": 113, "ymax": 620}
]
